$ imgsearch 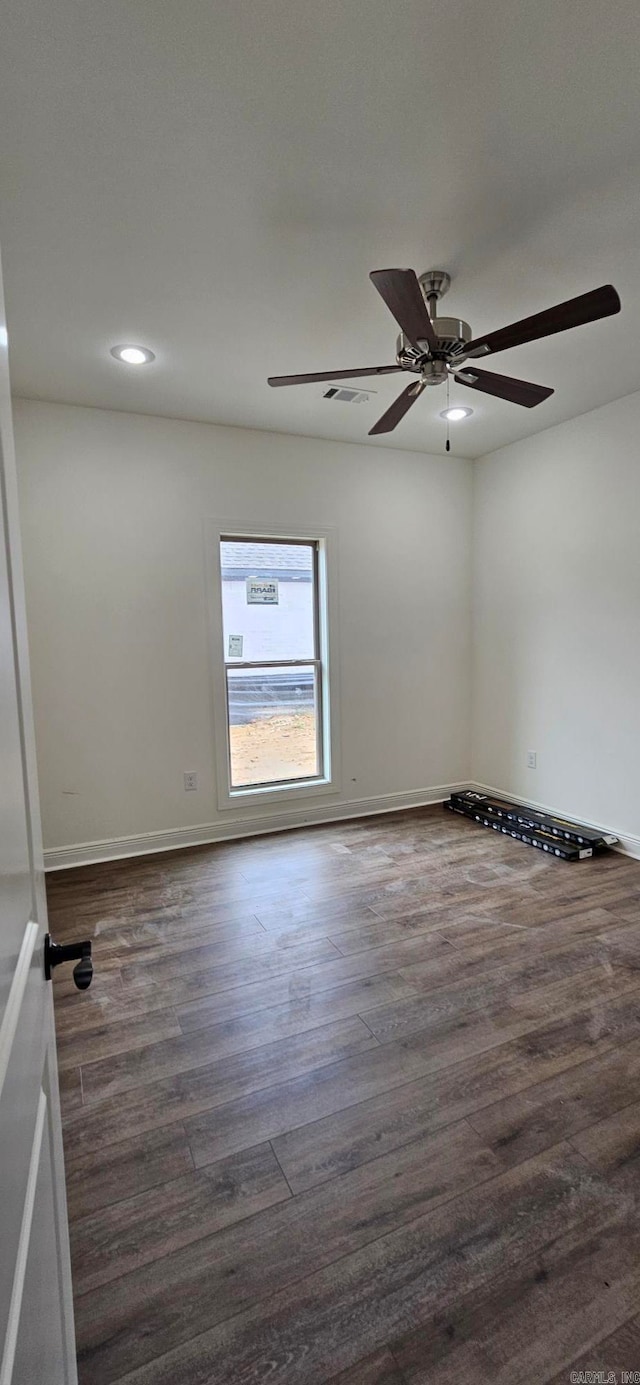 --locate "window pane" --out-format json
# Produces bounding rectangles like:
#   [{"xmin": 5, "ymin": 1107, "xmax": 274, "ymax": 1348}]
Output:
[
  {"xmin": 227, "ymin": 665, "xmax": 319, "ymax": 787},
  {"xmin": 220, "ymin": 540, "xmax": 315, "ymax": 663}
]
